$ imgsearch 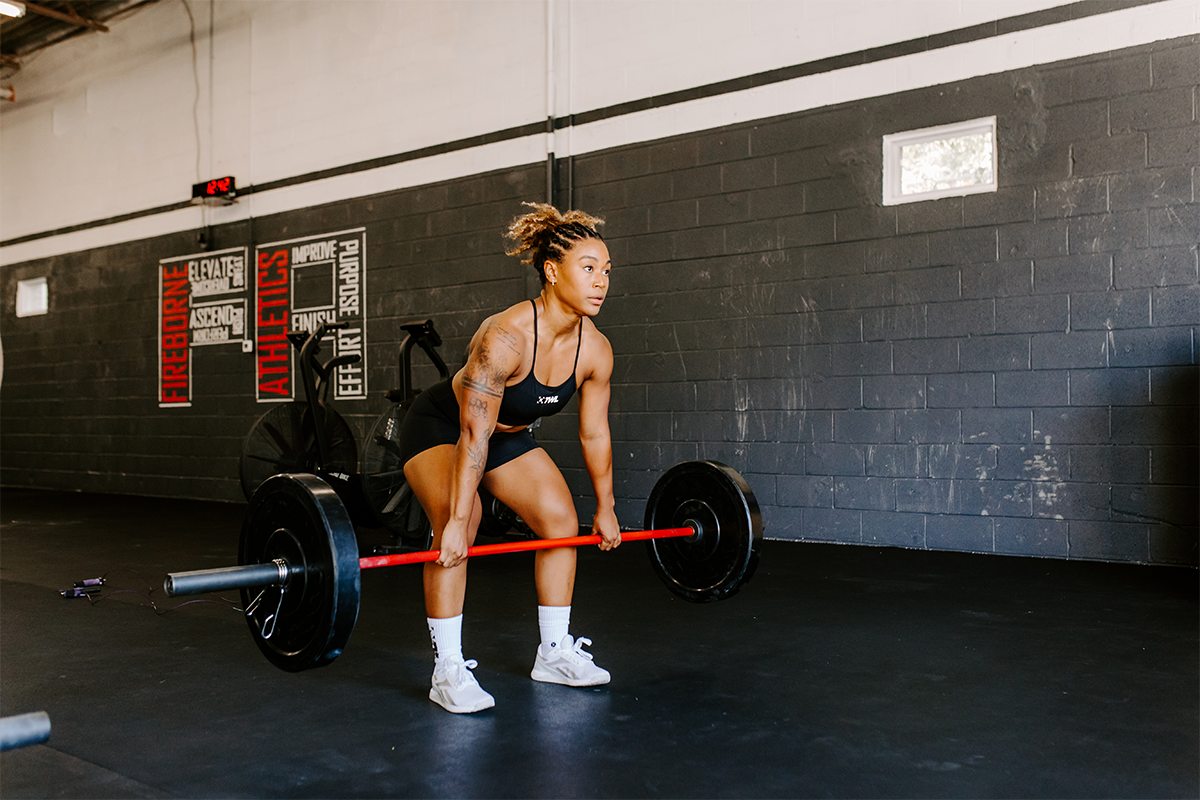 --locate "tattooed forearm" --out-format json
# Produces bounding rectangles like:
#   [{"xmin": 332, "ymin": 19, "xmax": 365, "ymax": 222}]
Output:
[{"xmin": 466, "ymin": 440, "xmax": 488, "ymax": 478}]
